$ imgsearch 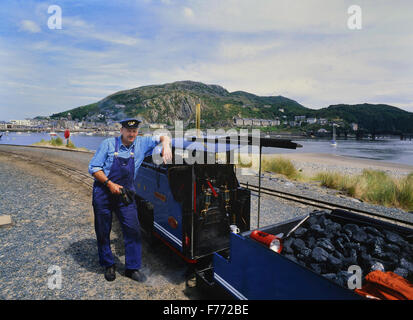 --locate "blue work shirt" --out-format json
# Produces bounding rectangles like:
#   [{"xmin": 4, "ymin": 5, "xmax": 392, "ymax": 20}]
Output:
[{"xmin": 88, "ymin": 135, "xmax": 161, "ymax": 180}]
